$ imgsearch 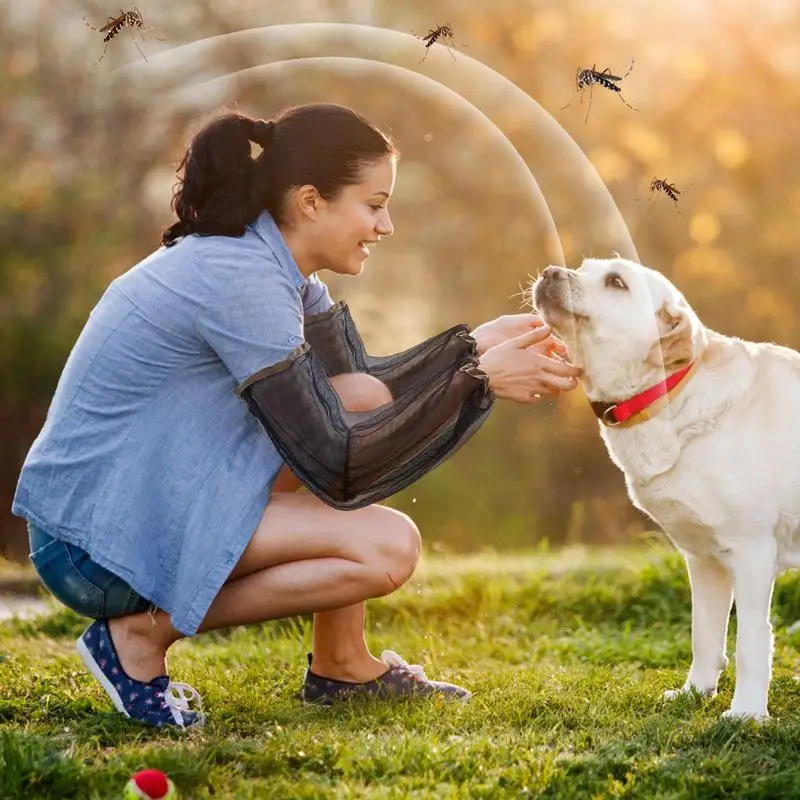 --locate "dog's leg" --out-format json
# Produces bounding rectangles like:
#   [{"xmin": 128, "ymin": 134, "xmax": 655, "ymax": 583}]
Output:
[
  {"xmin": 721, "ymin": 543, "xmax": 777, "ymax": 721},
  {"xmin": 664, "ymin": 553, "xmax": 732, "ymax": 700}
]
